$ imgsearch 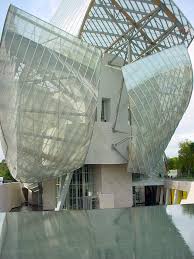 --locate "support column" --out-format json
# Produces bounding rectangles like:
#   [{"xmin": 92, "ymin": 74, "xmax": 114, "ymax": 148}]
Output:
[
  {"xmin": 165, "ymin": 188, "xmax": 170, "ymax": 205},
  {"xmin": 56, "ymin": 172, "xmax": 73, "ymax": 211},
  {"xmin": 159, "ymin": 186, "xmax": 164, "ymax": 205},
  {"xmin": 173, "ymin": 189, "xmax": 179, "ymax": 204},
  {"xmin": 156, "ymin": 186, "xmax": 160, "ymax": 204},
  {"xmin": 42, "ymin": 179, "xmax": 57, "ymax": 210}
]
